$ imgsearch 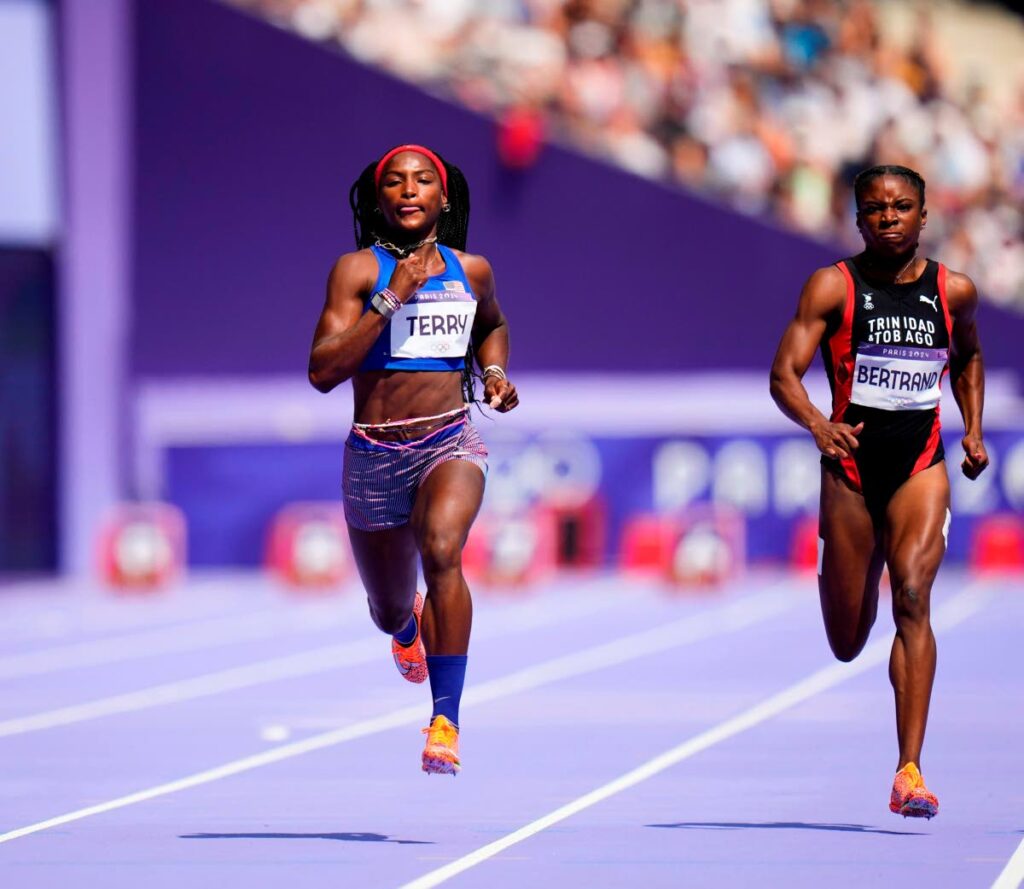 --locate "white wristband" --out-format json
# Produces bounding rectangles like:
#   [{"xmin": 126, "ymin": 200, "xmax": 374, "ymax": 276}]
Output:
[{"xmin": 482, "ymin": 364, "xmax": 506, "ymax": 381}]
